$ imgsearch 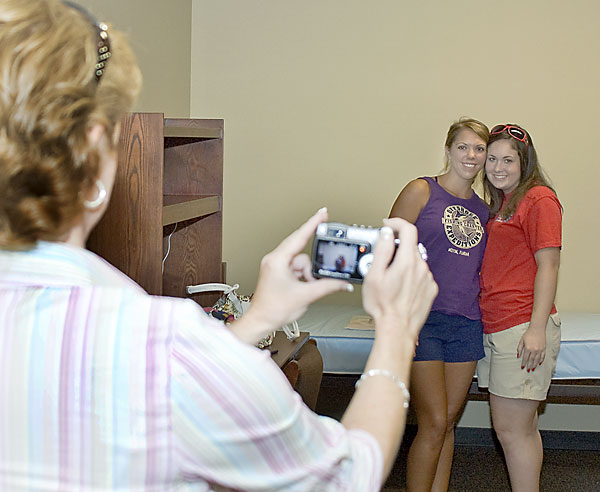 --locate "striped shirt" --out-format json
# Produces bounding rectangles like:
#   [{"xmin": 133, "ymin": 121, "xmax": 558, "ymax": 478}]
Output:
[{"xmin": 0, "ymin": 242, "xmax": 382, "ymax": 491}]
